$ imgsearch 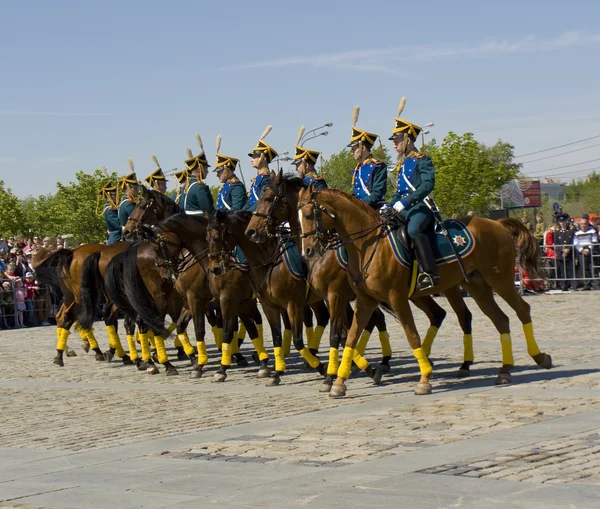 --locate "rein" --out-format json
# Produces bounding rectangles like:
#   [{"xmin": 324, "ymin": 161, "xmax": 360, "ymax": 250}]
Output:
[{"xmin": 153, "ymin": 232, "xmax": 209, "ymax": 277}]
